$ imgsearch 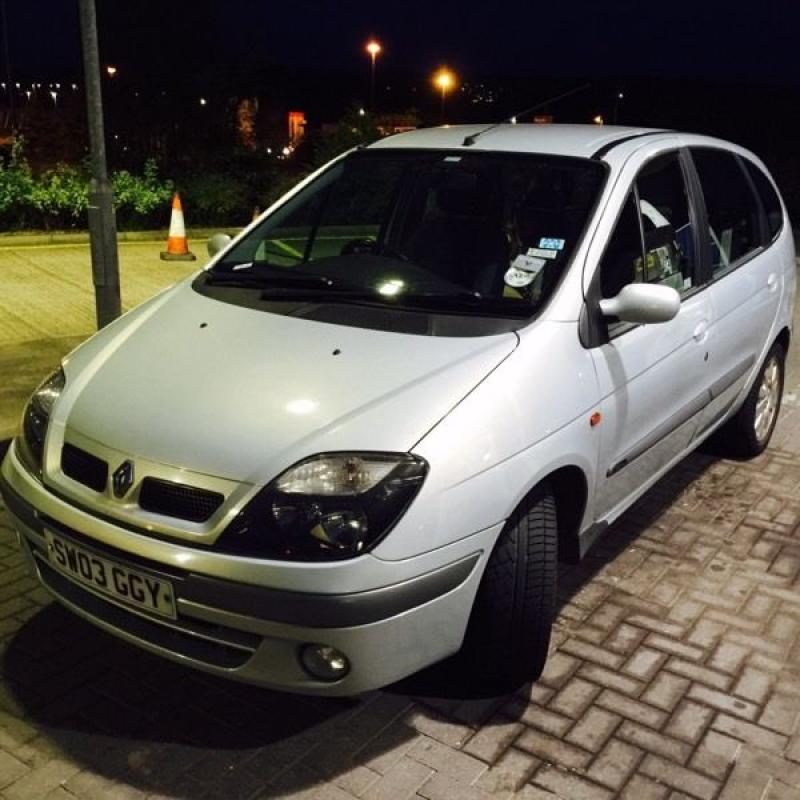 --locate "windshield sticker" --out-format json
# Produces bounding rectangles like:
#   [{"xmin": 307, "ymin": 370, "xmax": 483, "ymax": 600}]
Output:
[
  {"xmin": 505, "ymin": 266, "xmax": 537, "ymax": 288},
  {"xmin": 511, "ymin": 254, "xmax": 546, "ymax": 274},
  {"xmin": 527, "ymin": 247, "xmax": 559, "ymax": 260},
  {"xmin": 539, "ymin": 237, "xmax": 565, "ymax": 251}
]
